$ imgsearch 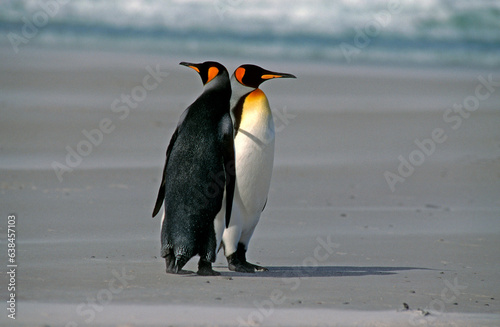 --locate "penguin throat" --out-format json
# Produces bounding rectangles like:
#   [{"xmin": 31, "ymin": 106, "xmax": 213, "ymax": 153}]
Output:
[
  {"xmin": 245, "ymin": 88, "xmax": 265, "ymax": 102},
  {"xmin": 230, "ymin": 75, "xmax": 255, "ymax": 109},
  {"xmin": 232, "ymin": 88, "xmax": 269, "ymax": 137}
]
